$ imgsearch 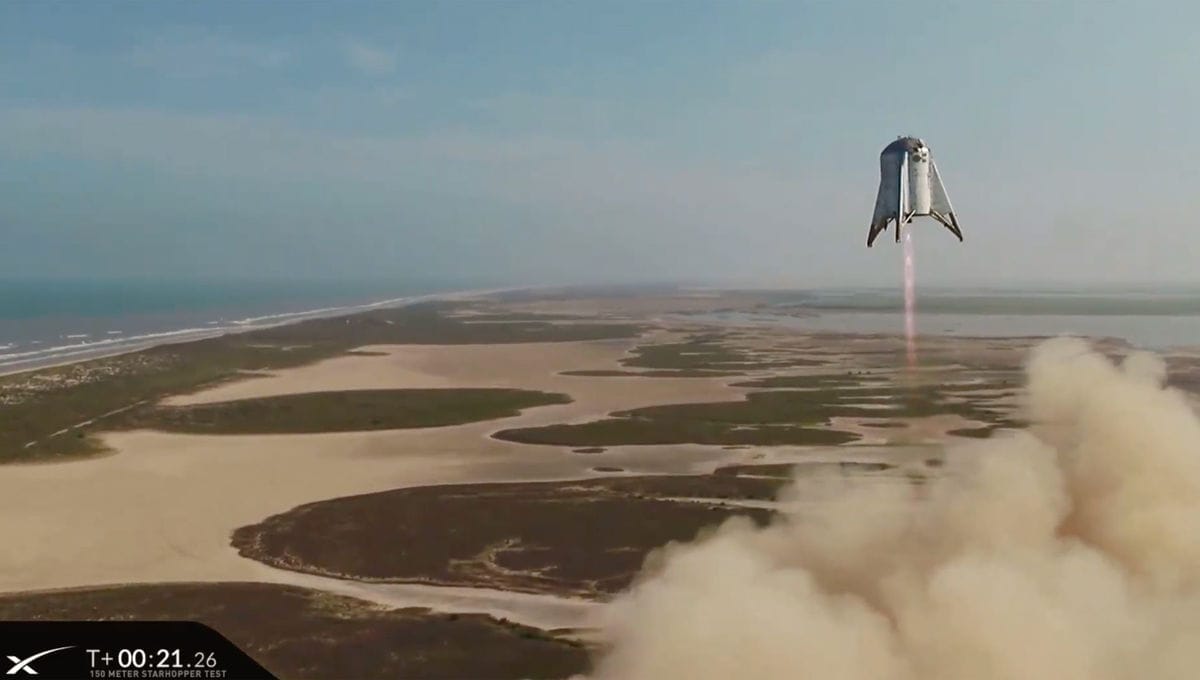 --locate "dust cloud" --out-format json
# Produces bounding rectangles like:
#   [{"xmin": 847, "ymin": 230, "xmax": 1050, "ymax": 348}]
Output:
[{"xmin": 588, "ymin": 337, "xmax": 1200, "ymax": 680}]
